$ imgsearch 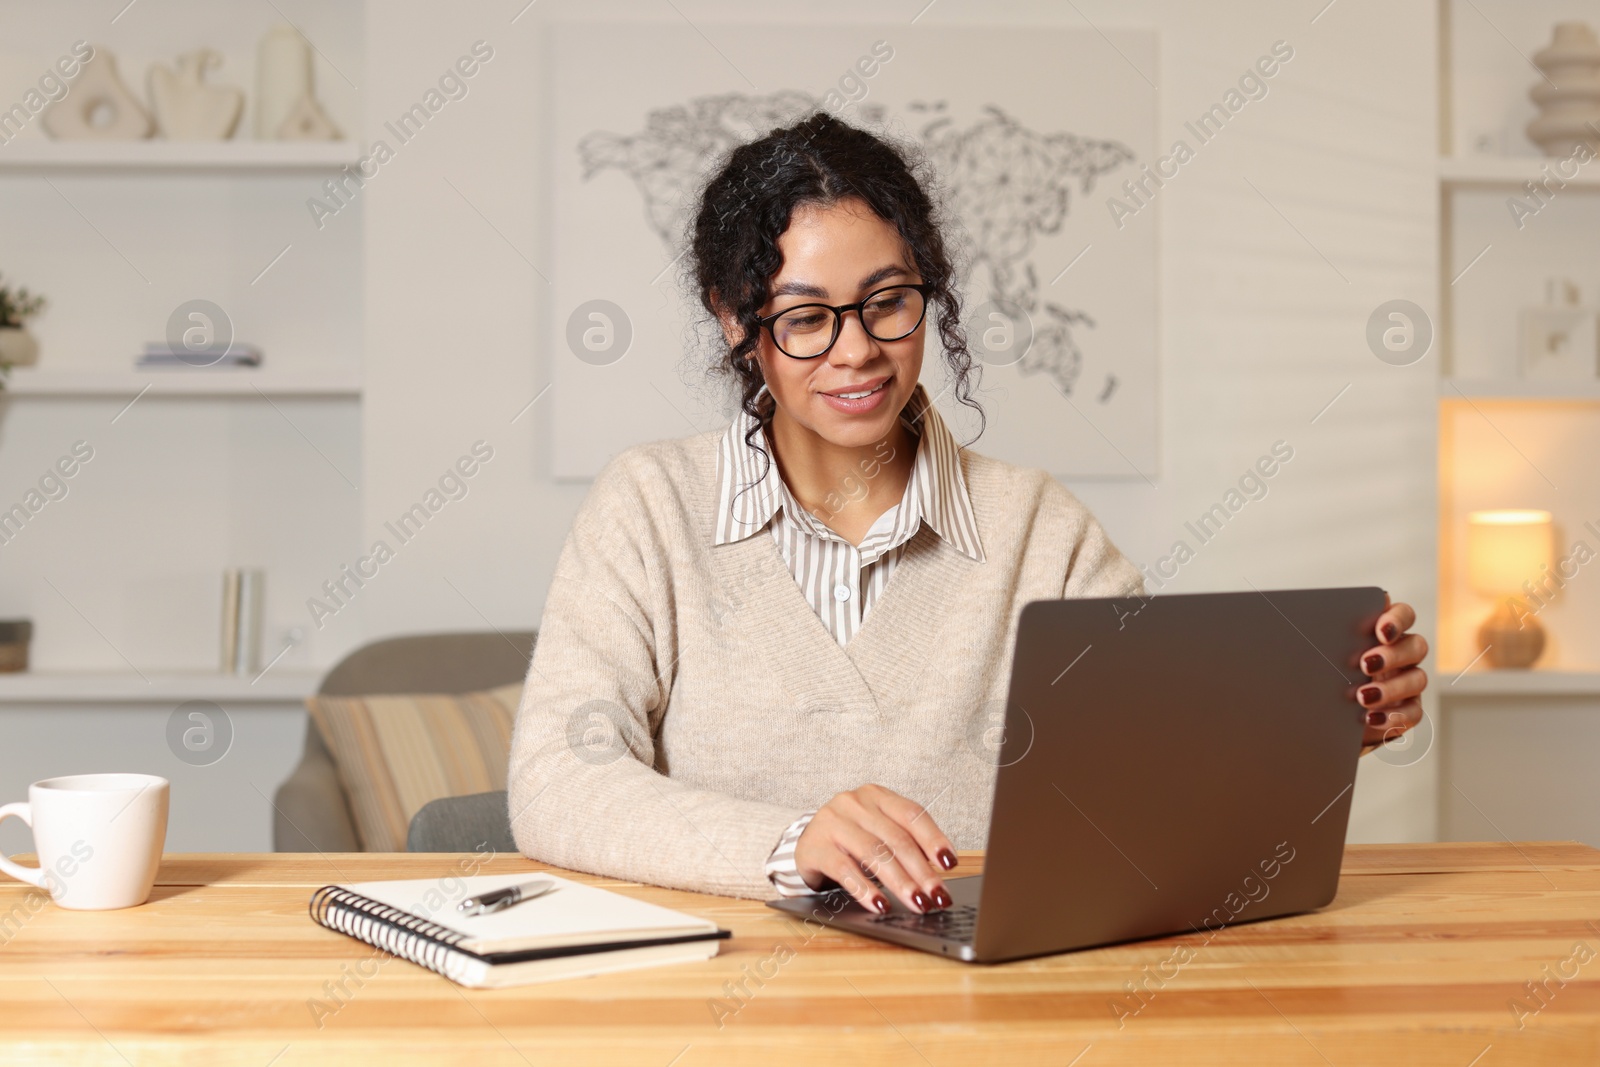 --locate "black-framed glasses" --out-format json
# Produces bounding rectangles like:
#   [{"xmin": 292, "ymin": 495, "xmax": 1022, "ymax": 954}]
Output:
[{"xmin": 757, "ymin": 283, "xmax": 932, "ymax": 359}]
